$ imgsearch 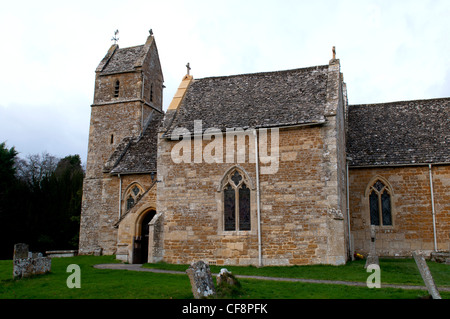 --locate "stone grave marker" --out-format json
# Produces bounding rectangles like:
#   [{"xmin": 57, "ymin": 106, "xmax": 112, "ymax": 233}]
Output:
[
  {"xmin": 412, "ymin": 251, "xmax": 441, "ymax": 299},
  {"xmin": 13, "ymin": 243, "xmax": 29, "ymax": 260},
  {"xmin": 216, "ymin": 268, "xmax": 239, "ymax": 287},
  {"xmin": 13, "ymin": 243, "xmax": 51, "ymax": 279},
  {"xmin": 365, "ymin": 225, "xmax": 379, "ymax": 269},
  {"xmin": 186, "ymin": 260, "xmax": 216, "ymax": 299}
]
